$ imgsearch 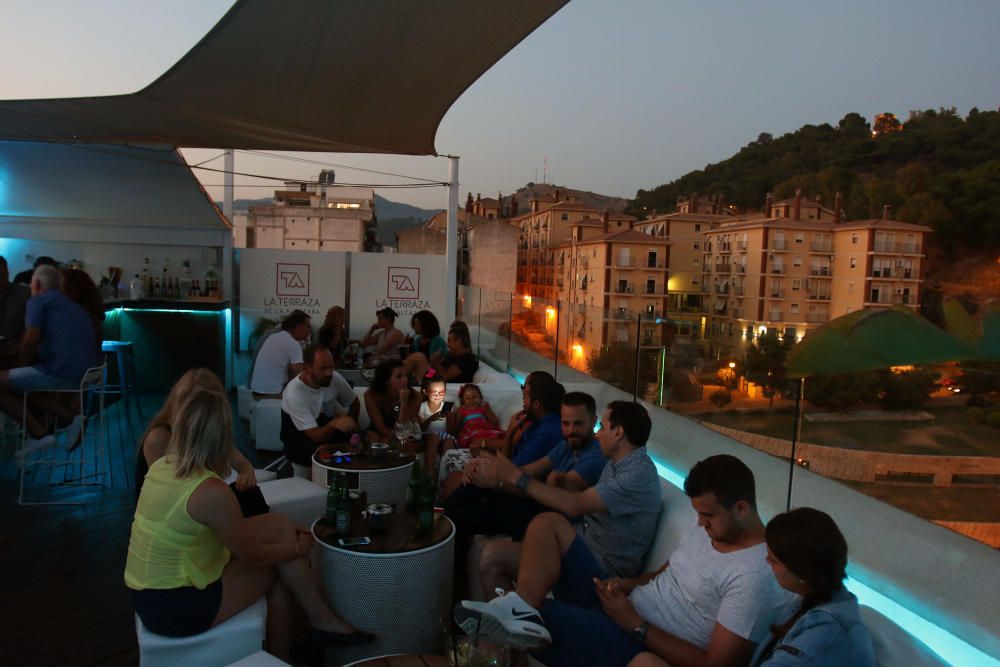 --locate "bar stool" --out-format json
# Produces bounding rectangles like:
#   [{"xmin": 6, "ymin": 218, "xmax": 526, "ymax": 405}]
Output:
[{"xmin": 102, "ymin": 340, "xmax": 144, "ymax": 425}]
